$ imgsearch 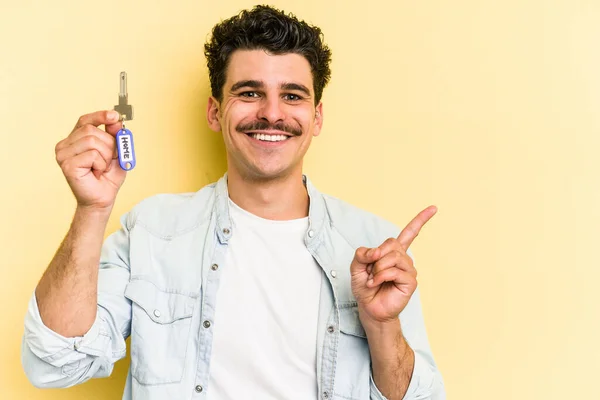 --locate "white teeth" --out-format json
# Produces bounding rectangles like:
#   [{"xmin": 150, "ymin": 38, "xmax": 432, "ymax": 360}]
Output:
[{"xmin": 251, "ymin": 133, "xmax": 289, "ymax": 142}]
